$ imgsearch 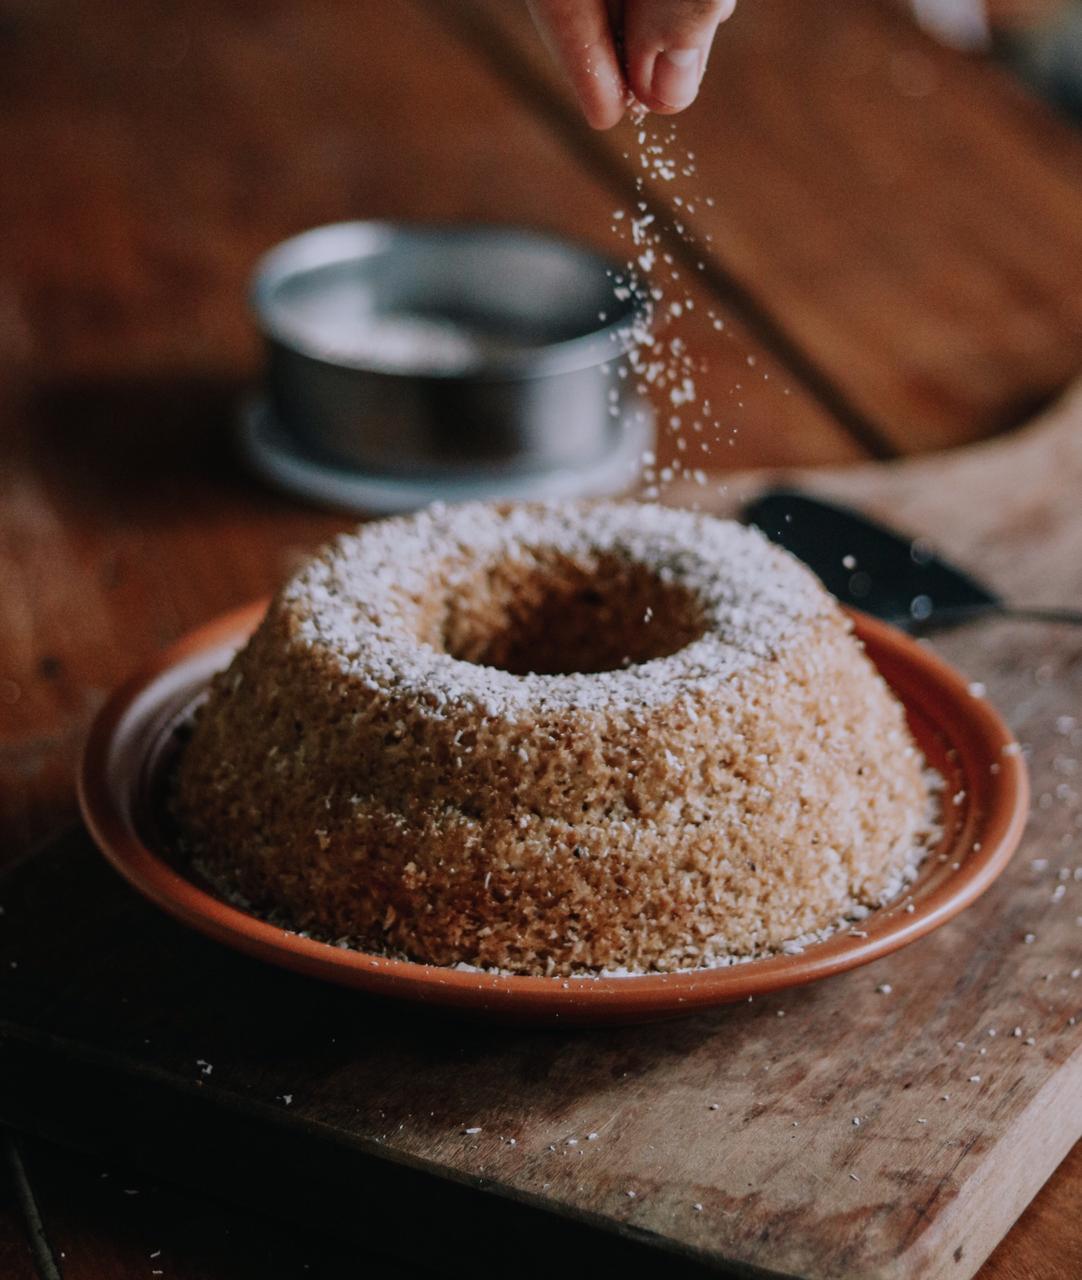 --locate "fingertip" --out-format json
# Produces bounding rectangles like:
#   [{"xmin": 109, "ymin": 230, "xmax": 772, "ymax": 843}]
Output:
[
  {"xmin": 573, "ymin": 51, "xmax": 628, "ymax": 129},
  {"xmin": 626, "ymin": 80, "xmax": 687, "ymax": 117},
  {"xmin": 528, "ymin": 2, "xmax": 628, "ymax": 131},
  {"xmin": 634, "ymin": 95, "xmax": 682, "ymax": 117},
  {"xmin": 583, "ymin": 96, "xmax": 628, "ymax": 130},
  {"xmin": 626, "ymin": 57, "xmax": 664, "ymax": 116}
]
